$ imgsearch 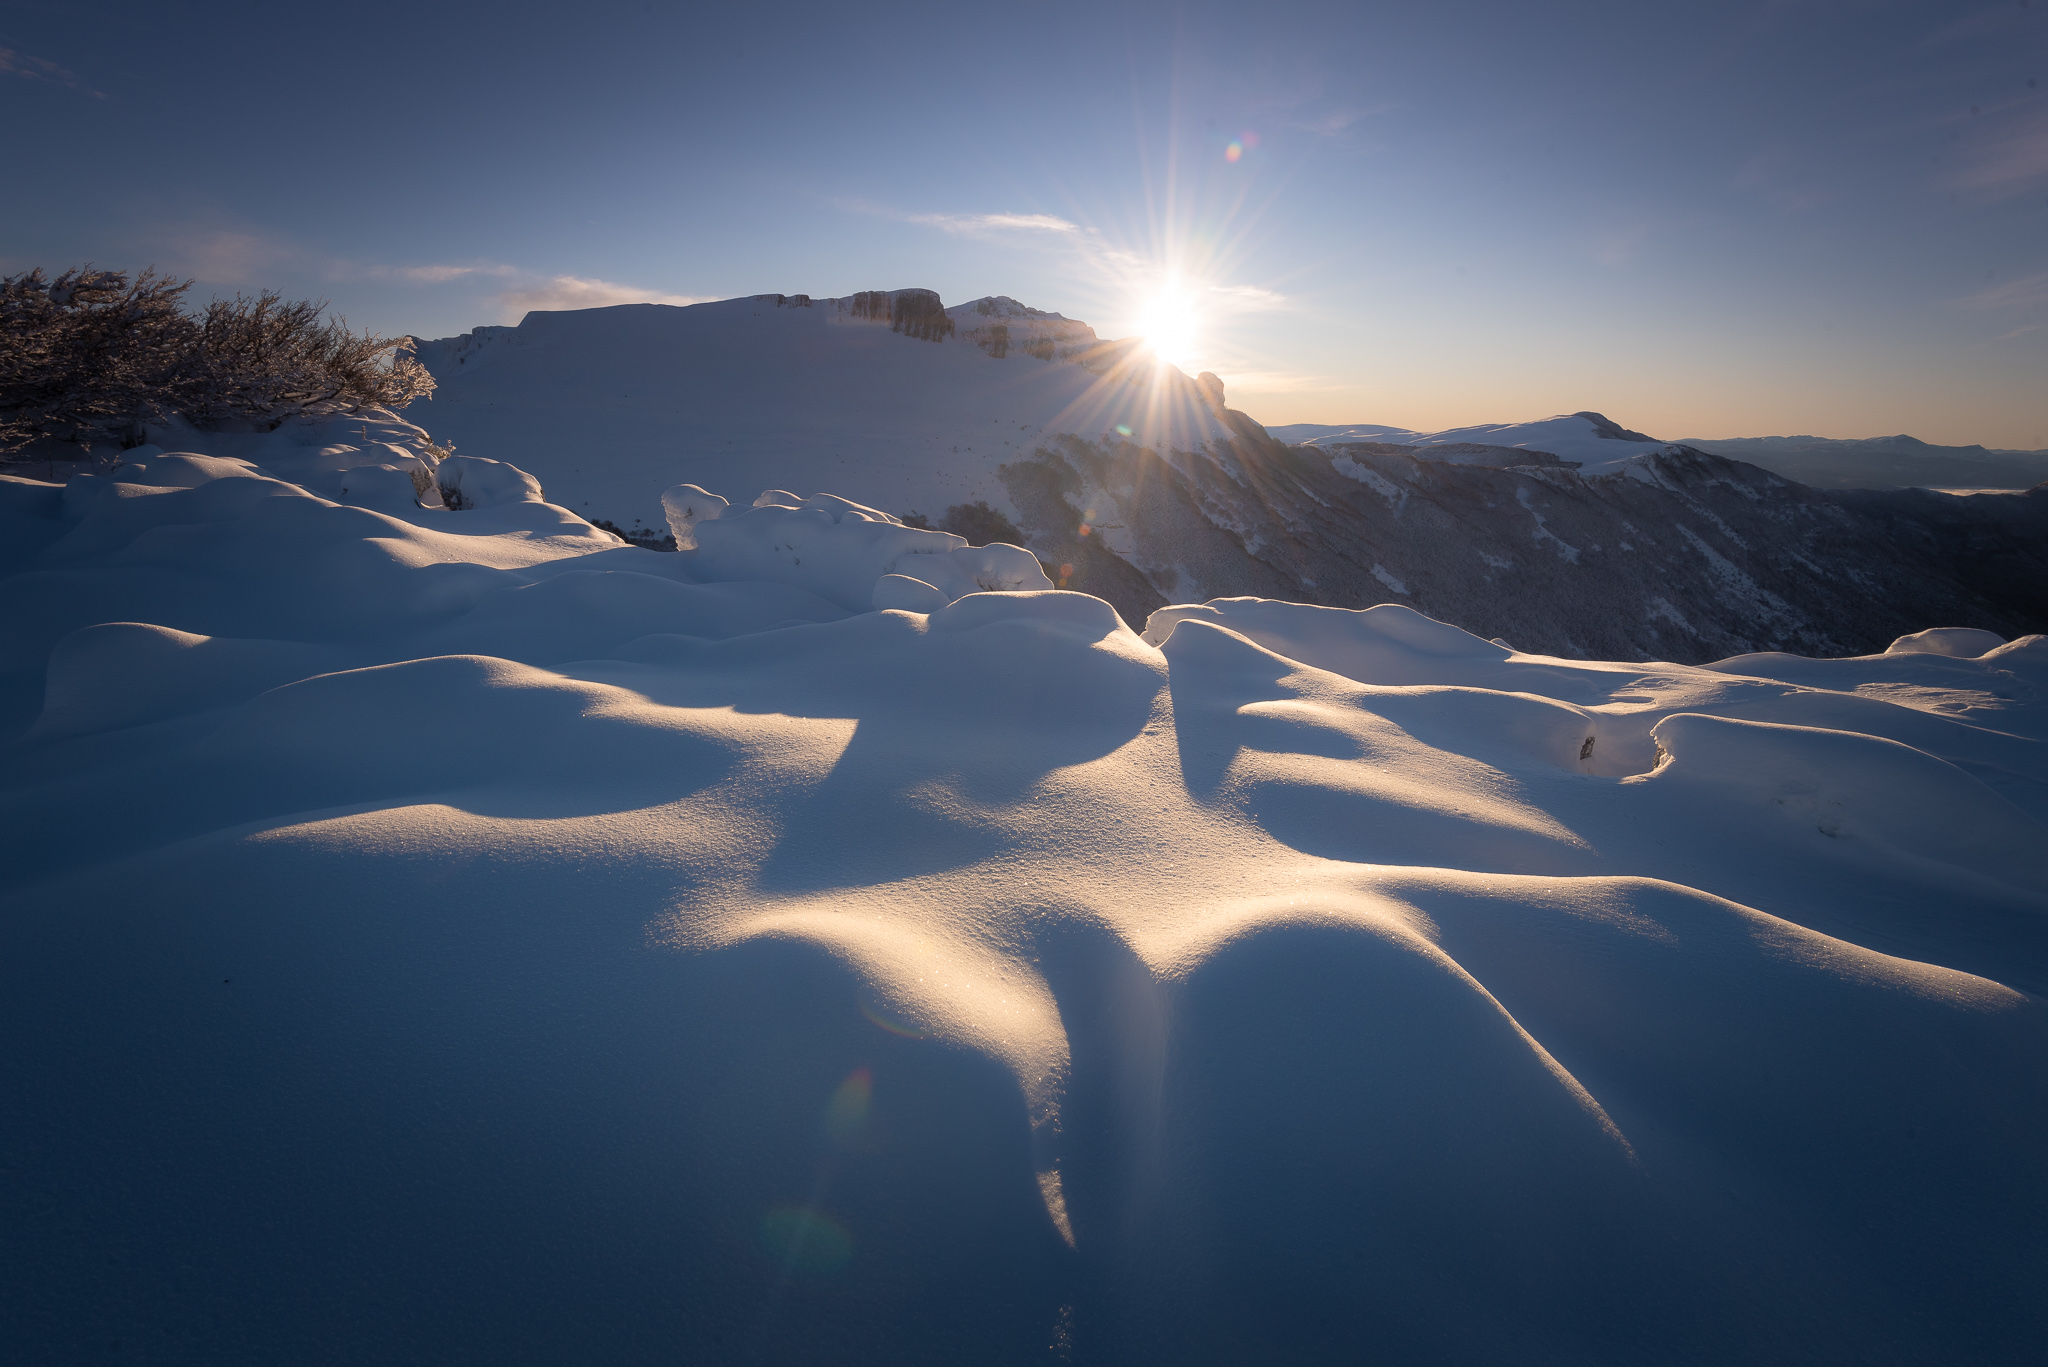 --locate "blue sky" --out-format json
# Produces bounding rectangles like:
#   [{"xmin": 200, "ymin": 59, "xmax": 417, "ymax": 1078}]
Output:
[{"xmin": 4, "ymin": 0, "xmax": 2044, "ymax": 445}]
